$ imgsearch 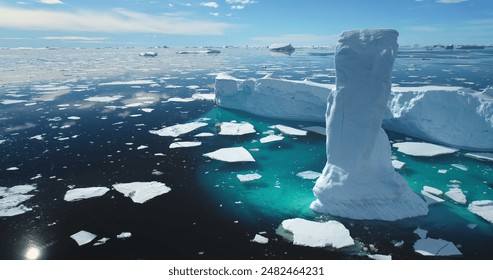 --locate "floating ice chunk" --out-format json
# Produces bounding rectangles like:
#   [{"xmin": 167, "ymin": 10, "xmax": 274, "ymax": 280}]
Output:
[
  {"xmin": 8, "ymin": 184, "xmax": 36, "ymax": 194},
  {"xmin": 421, "ymin": 190, "xmax": 445, "ymax": 205},
  {"xmin": 413, "ymin": 238, "xmax": 462, "ymax": 256},
  {"xmin": 451, "ymin": 164, "xmax": 468, "ymax": 171},
  {"xmin": 296, "ymin": 171, "xmax": 322, "ymax": 180},
  {"xmin": 394, "ymin": 240, "xmax": 405, "ymax": 248},
  {"xmin": 468, "ymin": 200, "xmax": 493, "ymax": 223},
  {"xmin": 84, "ymin": 95, "xmax": 123, "ymax": 102},
  {"xmin": 204, "ymin": 147, "xmax": 255, "ymax": 162},
  {"xmin": 237, "ymin": 173, "xmax": 262, "ymax": 182},
  {"xmin": 445, "ymin": 188, "xmax": 467, "ymax": 204},
  {"xmin": 438, "ymin": 169, "xmax": 448, "ymax": 174},
  {"xmin": 116, "ymin": 232, "xmax": 132, "ymax": 239},
  {"xmin": 113, "ymin": 181, "xmax": 171, "ymax": 204},
  {"xmin": 1, "ymin": 99, "xmax": 28, "ymax": 105},
  {"xmin": 99, "ymin": 80, "xmax": 154, "ymax": 86},
  {"xmin": 271, "ymin": 125, "xmax": 307, "ymax": 136},
  {"xmin": 169, "ymin": 141, "xmax": 202, "ymax": 149},
  {"xmin": 252, "ymin": 234, "xmax": 269, "ymax": 244},
  {"xmin": 0, "ymin": 140, "xmax": 5, "ymax": 144},
  {"xmin": 141, "ymin": 108, "xmax": 154, "ymax": 113},
  {"xmin": 124, "ymin": 102, "xmax": 145, "ymax": 108},
  {"xmin": 303, "ymin": 126, "xmax": 326, "ymax": 135},
  {"xmin": 280, "ymin": 218, "xmax": 354, "ymax": 249},
  {"xmin": 67, "ymin": 116, "xmax": 80, "ymax": 120},
  {"xmin": 64, "ymin": 187, "xmax": 110, "ymax": 202},
  {"xmin": 219, "ymin": 122, "xmax": 256, "ymax": 136},
  {"xmin": 392, "ymin": 142, "xmax": 458, "ymax": 157},
  {"xmin": 465, "ymin": 152, "xmax": 493, "ymax": 162},
  {"xmin": 391, "ymin": 160, "xmax": 405, "ymax": 170},
  {"xmin": 192, "ymin": 93, "xmax": 215, "ymax": 101},
  {"xmin": 166, "ymin": 97, "xmax": 195, "ymax": 103},
  {"xmin": 0, "ymin": 204, "xmax": 33, "ymax": 217},
  {"xmin": 6, "ymin": 167, "xmax": 19, "ymax": 171},
  {"xmin": 194, "ymin": 132, "xmax": 214, "ymax": 137},
  {"xmin": 368, "ymin": 254, "xmax": 392, "ymax": 260},
  {"xmin": 70, "ymin": 230, "xmax": 97, "ymax": 246},
  {"xmin": 137, "ymin": 145, "xmax": 148, "ymax": 150},
  {"xmin": 149, "ymin": 122, "xmax": 208, "ymax": 137},
  {"xmin": 413, "ymin": 228, "xmax": 428, "ymax": 239},
  {"xmin": 93, "ymin": 237, "xmax": 110, "ymax": 246},
  {"xmin": 259, "ymin": 134, "xmax": 284, "ymax": 143},
  {"xmin": 423, "ymin": 186, "xmax": 443, "ymax": 196}
]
